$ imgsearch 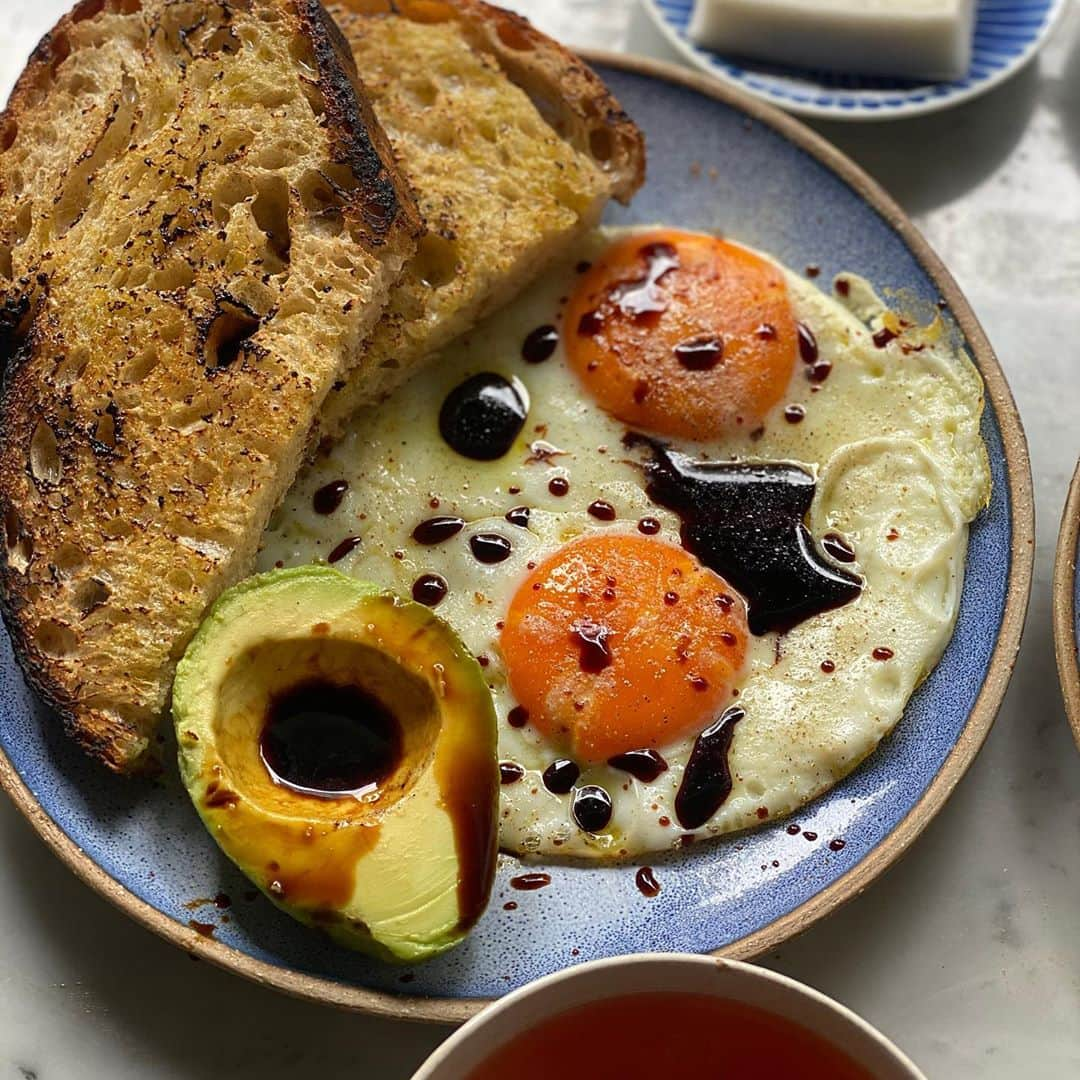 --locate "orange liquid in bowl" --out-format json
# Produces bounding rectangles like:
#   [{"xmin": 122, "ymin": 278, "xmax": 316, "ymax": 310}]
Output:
[{"xmin": 466, "ymin": 992, "xmax": 877, "ymax": 1080}]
